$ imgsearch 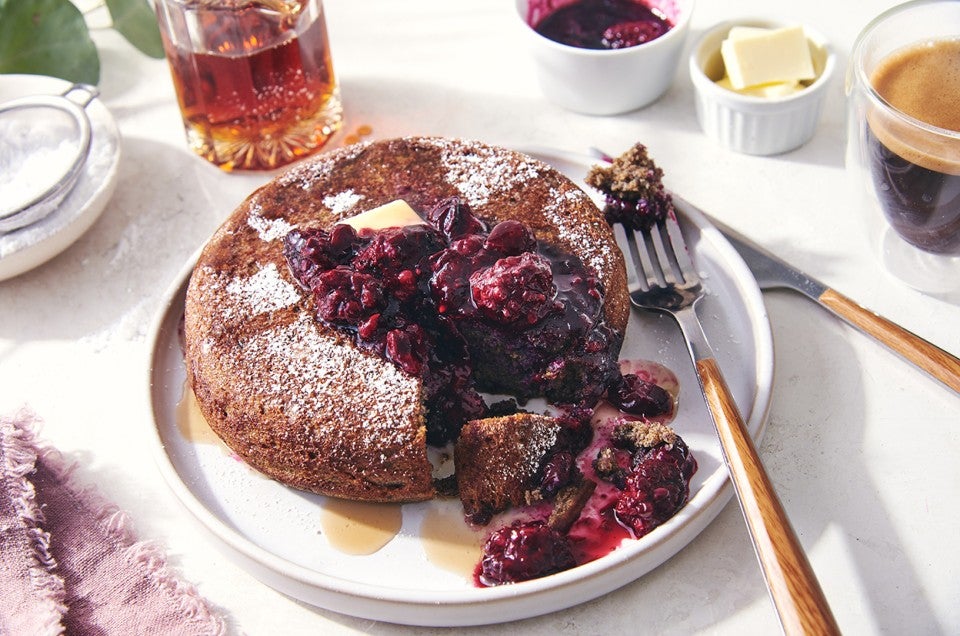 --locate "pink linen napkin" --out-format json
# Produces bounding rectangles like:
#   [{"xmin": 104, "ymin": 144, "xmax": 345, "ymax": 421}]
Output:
[{"xmin": 0, "ymin": 410, "xmax": 226, "ymax": 635}]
